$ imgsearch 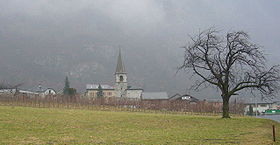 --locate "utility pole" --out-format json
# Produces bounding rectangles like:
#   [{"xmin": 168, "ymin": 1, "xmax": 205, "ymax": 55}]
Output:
[{"xmin": 255, "ymin": 95, "xmax": 258, "ymax": 117}]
